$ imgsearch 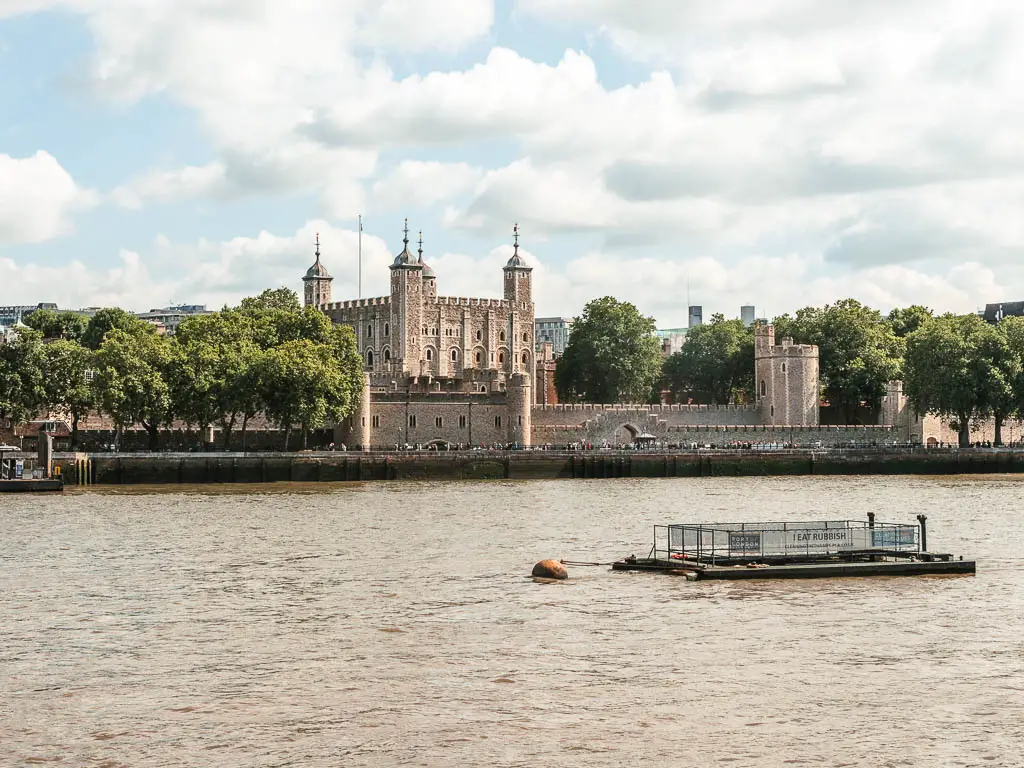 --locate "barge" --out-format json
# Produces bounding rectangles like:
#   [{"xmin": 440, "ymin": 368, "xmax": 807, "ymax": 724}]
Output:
[{"xmin": 613, "ymin": 514, "xmax": 975, "ymax": 580}]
